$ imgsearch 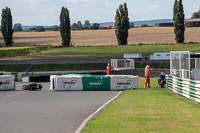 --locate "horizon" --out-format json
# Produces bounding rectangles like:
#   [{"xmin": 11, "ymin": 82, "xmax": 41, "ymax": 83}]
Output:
[{"xmin": 0, "ymin": 0, "xmax": 199, "ymax": 25}]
